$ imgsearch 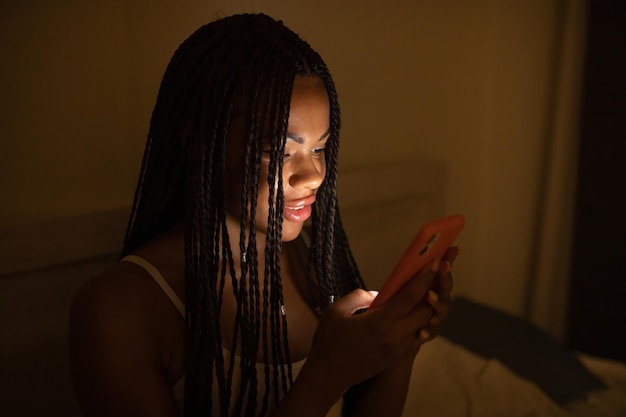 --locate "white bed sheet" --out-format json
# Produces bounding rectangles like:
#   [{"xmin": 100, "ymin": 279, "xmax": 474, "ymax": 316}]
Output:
[{"xmin": 401, "ymin": 337, "xmax": 626, "ymax": 417}]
